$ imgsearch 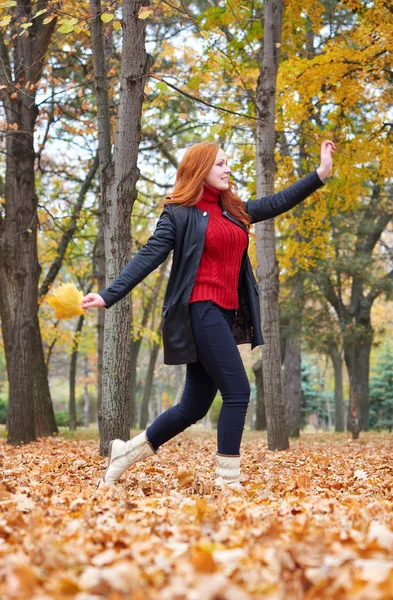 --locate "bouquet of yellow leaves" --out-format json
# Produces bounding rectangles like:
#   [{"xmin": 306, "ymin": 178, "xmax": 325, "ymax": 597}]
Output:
[{"xmin": 47, "ymin": 282, "xmax": 85, "ymax": 319}]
